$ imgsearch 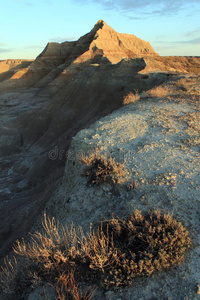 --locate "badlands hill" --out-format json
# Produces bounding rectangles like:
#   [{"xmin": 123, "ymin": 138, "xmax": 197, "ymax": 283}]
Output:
[
  {"xmin": 0, "ymin": 20, "xmax": 200, "ymax": 299},
  {"xmin": 0, "ymin": 19, "xmax": 158, "ymax": 92},
  {"xmin": 0, "ymin": 59, "xmax": 33, "ymax": 82}
]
